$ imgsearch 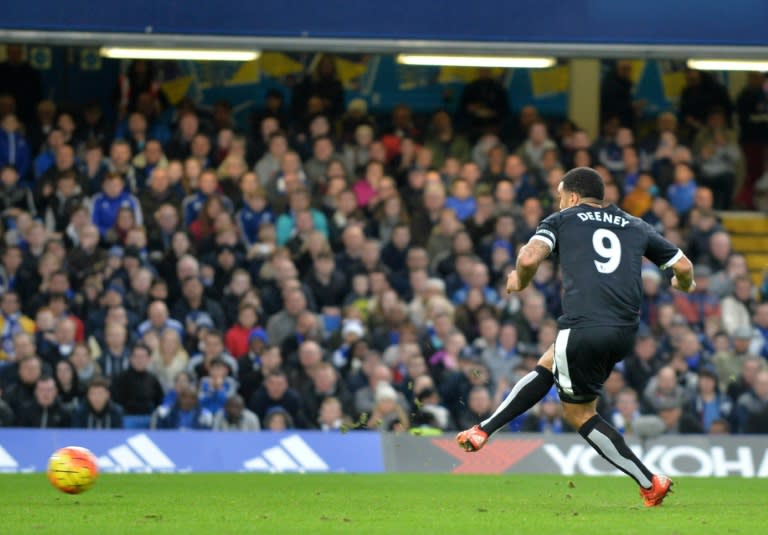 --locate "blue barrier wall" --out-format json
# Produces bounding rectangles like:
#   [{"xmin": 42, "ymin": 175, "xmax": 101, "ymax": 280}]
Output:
[
  {"xmin": 0, "ymin": 430, "xmax": 384, "ymax": 473},
  {"xmin": 4, "ymin": 1, "xmax": 768, "ymax": 46}
]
